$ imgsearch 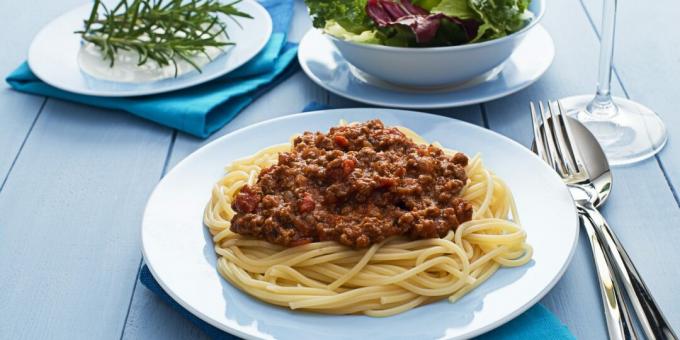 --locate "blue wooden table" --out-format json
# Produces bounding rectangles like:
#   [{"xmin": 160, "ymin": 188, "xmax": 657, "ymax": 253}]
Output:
[{"xmin": 1, "ymin": 0, "xmax": 678, "ymax": 339}]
